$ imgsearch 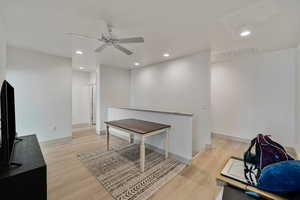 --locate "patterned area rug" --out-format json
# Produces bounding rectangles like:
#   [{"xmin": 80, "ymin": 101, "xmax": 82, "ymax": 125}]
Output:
[{"xmin": 78, "ymin": 144, "xmax": 186, "ymax": 200}]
